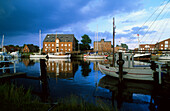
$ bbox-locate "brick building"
[43,34,75,54]
[22,44,39,53]
[3,46,20,53]
[155,38,170,50]
[93,39,111,53]
[139,44,155,52]
[46,60,73,79]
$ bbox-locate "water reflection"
[98,75,170,110]
[46,59,79,79]
[2,58,170,110]
[22,58,35,66]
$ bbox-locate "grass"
[0,84,113,111]
[0,84,50,111]
[52,95,113,111]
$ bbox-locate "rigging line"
[157,19,169,42]
[150,7,170,44]
[135,0,167,35]
[142,4,170,44]
[139,0,170,41]
[129,0,168,48]
[133,0,170,48]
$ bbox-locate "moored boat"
[159,54,170,60]
[98,63,154,81]
[30,53,47,58]
[84,55,107,59]
[47,53,71,59]
[10,51,21,58]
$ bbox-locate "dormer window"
[56,39,59,43]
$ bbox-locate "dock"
[0,72,26,79]
[0,60,26,80]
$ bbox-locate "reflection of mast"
[97,24,98,52]
[39,30,41,54]
[1,34,4,52]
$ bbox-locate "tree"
[74,37,79,51]
[121,43,128,50]
[116,43,128,50]
[80,34,91,50]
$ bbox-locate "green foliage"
[0,84,114,111]
[74,37,79,51]
[0,84,50,111]
[80,34,91,50]
[116,43,128,50]
[53,95,113,111]
[121,43,128,49]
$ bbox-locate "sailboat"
[0,35,12,60]
[84,25,108,59]
[98,18,154,81]
[30,30,47,58]
[133,34,151,60]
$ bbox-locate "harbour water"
[1,58,170,111]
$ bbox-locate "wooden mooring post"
[40,59,49,102]
[117,52,125,82]
[167,62,170,76]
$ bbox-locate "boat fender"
[117,59,124,65]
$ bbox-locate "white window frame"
[61,44,63,46]
[52,44,54,46]
[165,41,168,44]
[52,49,54,51]
[45,44,47,46]
[165,44,168,48]
[68,44,70,46]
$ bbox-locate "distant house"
[43,34,75,54]
[3,46,20,53]
[114,46,126,53]
[94,39,111,53]
[139,44,155,53]
[22,44,39,53]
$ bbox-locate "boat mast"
[137,34,139,52]
[95,31,96,52]
[1,34,4,52]
[39,30,41,54]
[112,17,115,66]
[97,24,98,54]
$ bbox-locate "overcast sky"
[0,0,169,49]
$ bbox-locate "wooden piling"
[117,52,124,82]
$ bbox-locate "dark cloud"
[0,0,143,45]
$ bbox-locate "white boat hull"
[98,63,154,81]
[159,56,170,60]
[30,54,47,58]
[47,54,71,59]
[84,55,107,59]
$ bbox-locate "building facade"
[43,34,75,54]
[155,38,170,50]
[93,39,111,53]
[3,46,20,53]
[22,44,38,53]
[139,44,155,52]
